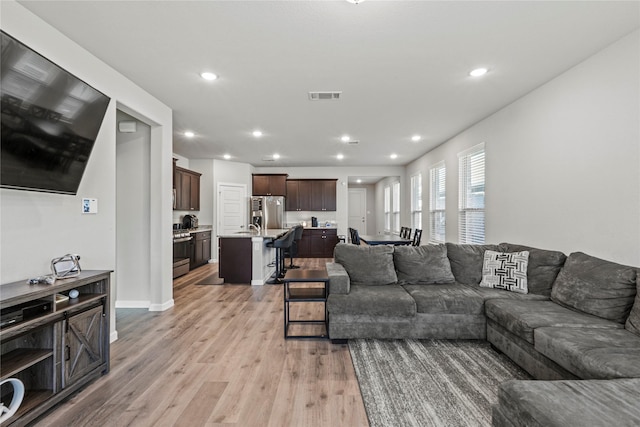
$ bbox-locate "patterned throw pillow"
[480,250,530,294]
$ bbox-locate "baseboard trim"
[110,331,118,343]
[149,299,175,311]
[115,300,151,309]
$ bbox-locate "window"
[429,163,445,243]
[458,143,485,244]
[392,181,400,233]
[410,174,422,232]
[384,186,391,231]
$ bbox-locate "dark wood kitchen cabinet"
[310,180,337,211]
[298,228,337,258]
[252,174,287,196]
[173,160,201,211]
[286,179,312,211]
[219,237,252,283]
[190,230,211,268]
[286,179,336,212]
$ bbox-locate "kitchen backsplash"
[286,210,337,228]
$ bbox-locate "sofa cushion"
[626,275,640,336]
[485,299,621,344]
[393,244,455,285]
[327,284,416,317]
[500,243,567,296]
[494,378,640,427]
[333,243,397,286]
[467,284,549,303]
[445,243,501,285]
[534,327,640,379]
[326,262,350,294]
[480,250,529,294]
[550,252,637,323]
[402,284,484,314]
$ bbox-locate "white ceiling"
[19,1,640,168]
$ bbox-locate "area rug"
[195,273,224,285]
[349,339,531,427]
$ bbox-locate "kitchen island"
[218,228,290,285]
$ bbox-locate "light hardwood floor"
[35,260,369,427]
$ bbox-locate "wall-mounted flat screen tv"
[1,31,111,195]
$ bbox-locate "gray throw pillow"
[625,275,640,336]
[499,243,567,296]
[334,243,397,286]
[551,252,637,324]
[446,243,501,285]
[393,244,455,284]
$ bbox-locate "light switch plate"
[82,198,98,214]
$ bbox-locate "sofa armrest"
[326,262,350,294]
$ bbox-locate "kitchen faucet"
[248,223,261,234]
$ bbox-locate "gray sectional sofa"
[326,242,640,426]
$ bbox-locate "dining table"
[359,234,412,246]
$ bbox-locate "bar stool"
[267,228,296,284]
[286,225,304,269]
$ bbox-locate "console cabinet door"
[62,305,105,388]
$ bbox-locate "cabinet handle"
[65,345,70,361]
[64,311,69,333]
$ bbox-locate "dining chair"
[403,227,412,239]
[412,229,422,246]
[351,228,361,245]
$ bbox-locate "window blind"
[458,144,485,244]
[411,173,422,231]
[429,162,446,243]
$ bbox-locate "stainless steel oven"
[173,231,192,278]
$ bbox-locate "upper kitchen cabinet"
[310,179,337,211]
[285,179,312,211]
[173,160,201,211]
[252,174,288,196]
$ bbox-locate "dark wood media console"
[0,270,111,426]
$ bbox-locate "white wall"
[1,2,175,338]
[116,111,151,306]
[406,30,640,265]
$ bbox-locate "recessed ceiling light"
[356,179,362,183]
[469,67,488,77]
[223,154,231,160]
[272,153,280,160]
[337,154,344,160]
[411,135,421,142]
[390,153,398,159]
[253,130,263,138]
[341,135,350,142]
[184,131,195,138]
[346,0,366,3]
[200,72,218,81]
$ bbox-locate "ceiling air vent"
[261,157,275,162]
[347,140,360,145]
[308,91,342,101]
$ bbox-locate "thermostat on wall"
[82,198,98,214]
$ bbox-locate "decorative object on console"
[51,254,81,279]
[68,289,80,299]
[480,250,529,294]
[0,378,25,423]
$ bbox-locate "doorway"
[218,182,248,235]
[348,188,367,238]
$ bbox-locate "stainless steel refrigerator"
[250,196,285,229]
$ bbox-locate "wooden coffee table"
[283,269,329,339]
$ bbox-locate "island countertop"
[217,228,291,239]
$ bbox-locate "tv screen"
[1,31,111,195]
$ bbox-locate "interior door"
[348,188,367,237]
[218,183,247,235]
